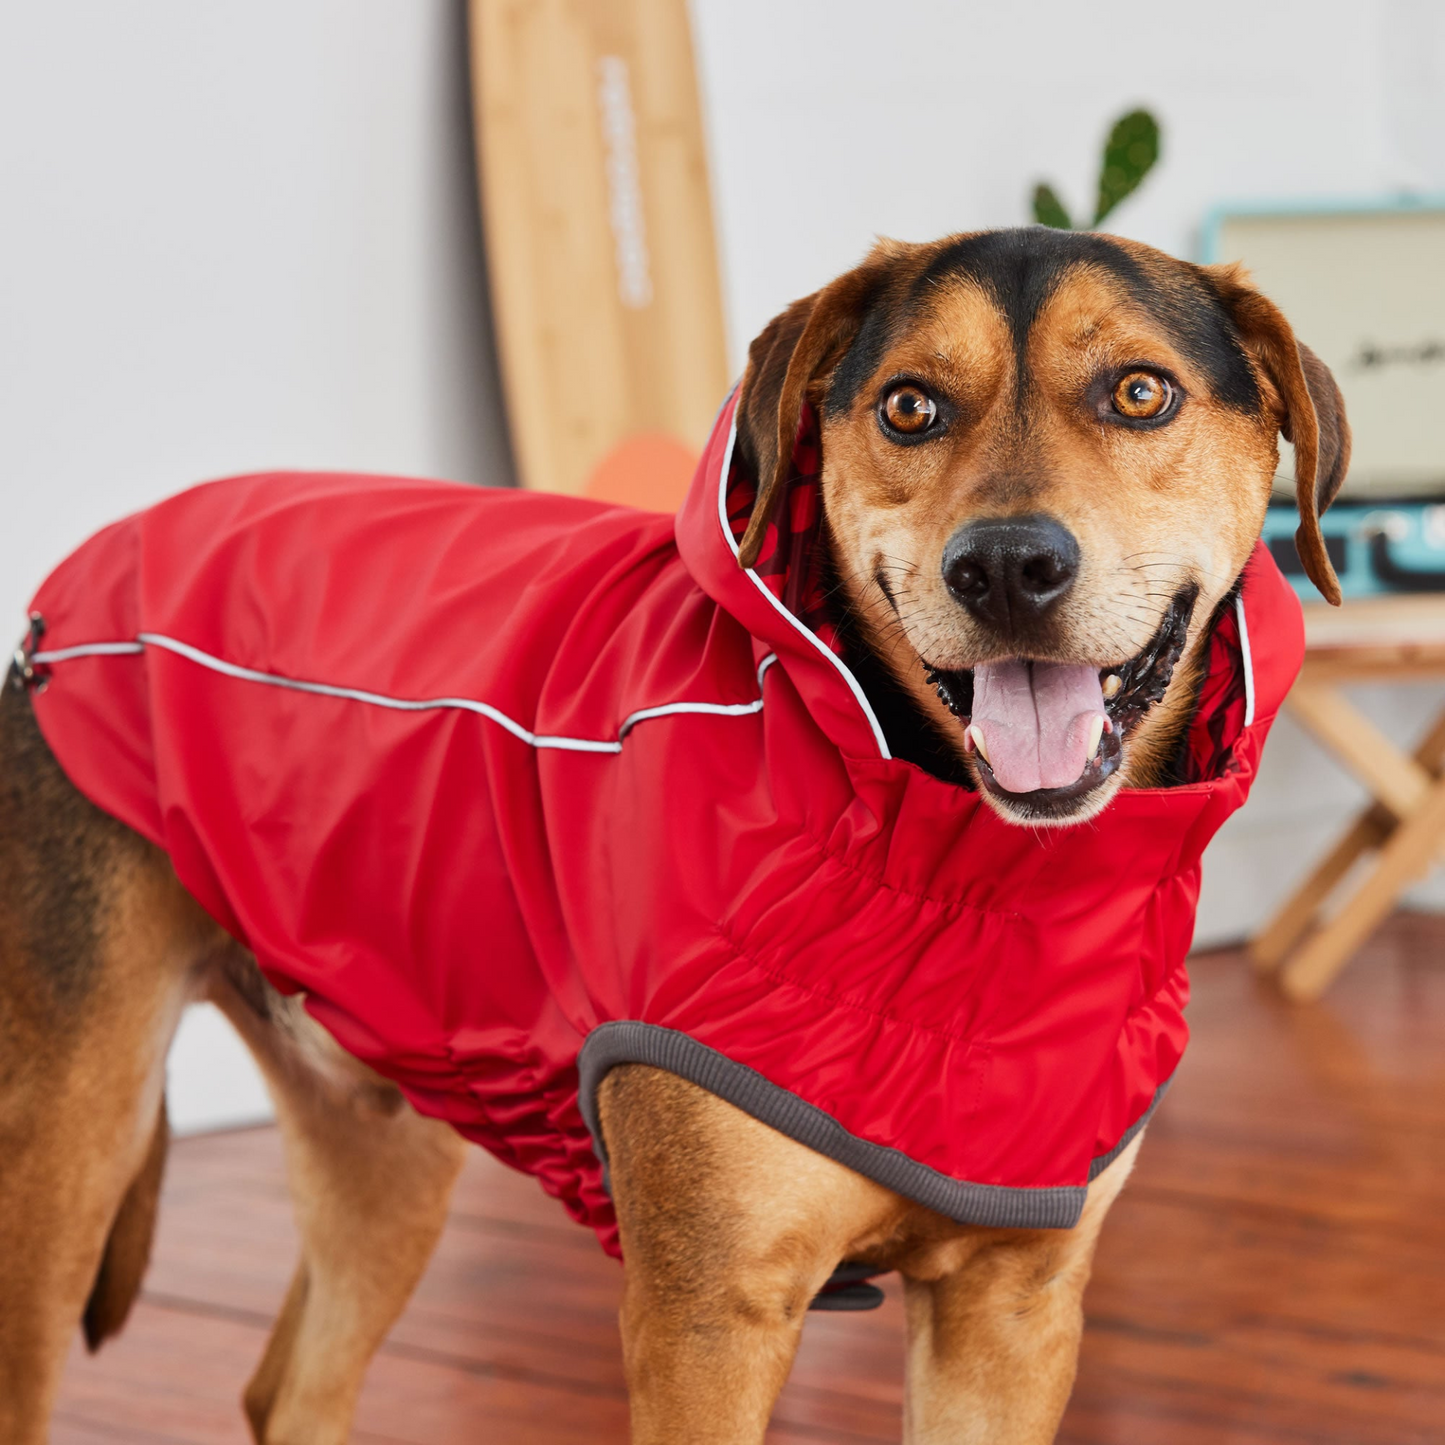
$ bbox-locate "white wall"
[1,0,510,1132]
[692,0,1444,364]
[4,3,1443,1133]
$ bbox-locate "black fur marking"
[911,229,1260,413]
[0,687,126,1015]
[851,641,974,788]
[826,297,901,420]
[219,947,287,1026]
[825,566,975,788]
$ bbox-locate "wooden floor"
[52,916,1445,1444]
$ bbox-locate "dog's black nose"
[942,515,1080,629]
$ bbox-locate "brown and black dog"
[0,227,1346,1443]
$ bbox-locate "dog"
[0,226,1347,1444]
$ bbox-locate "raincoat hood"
[23,390,1304,1258]
[677,398,893,762]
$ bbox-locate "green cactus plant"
[1032,109,1161,230]
[1031,183,1073,232]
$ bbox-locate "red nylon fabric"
[25,391,1304,1256]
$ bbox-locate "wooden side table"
[1251,594,1445,1000]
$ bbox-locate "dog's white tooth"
[968,725,990,764]
[1102,674,1123,700]
[1086,714,1105,761]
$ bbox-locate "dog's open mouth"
[923,585,1198,818]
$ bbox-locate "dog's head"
[733,228,1349,825]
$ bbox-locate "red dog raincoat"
[22,392,1303,1258]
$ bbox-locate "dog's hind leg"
[209,964,465,1445]
[0,687,219,1442]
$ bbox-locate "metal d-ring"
[8,613,48,692]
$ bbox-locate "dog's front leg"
[619,1260,809,1445]
[900,1136,1142,1444]
[599,1064,897,1444]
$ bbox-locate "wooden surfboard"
[469,0,730,506]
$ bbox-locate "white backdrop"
[2,1,1443,1131]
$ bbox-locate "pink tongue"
[971,660,1106,794]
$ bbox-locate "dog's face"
[735,229,1349,825]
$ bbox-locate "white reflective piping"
[1234,594,1256,727]
[714,411,892,759]
[32,632,776,754]
[137,633,622,751]
[617,654,778,740]
[32,641,144,663]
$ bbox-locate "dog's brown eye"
[882,385,937,435]
[1112,371,1171,420]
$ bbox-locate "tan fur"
[82,1099,168,1351]
[0,232,1348,1442]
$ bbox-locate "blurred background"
[2,3,1442,1439]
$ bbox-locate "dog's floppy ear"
[1208,264,1351,605]
[734,255,892,569]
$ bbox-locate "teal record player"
[1262,501,1445,599]
[1203,198,1445,602]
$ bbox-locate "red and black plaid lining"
[726,405,844,657]
[1178,600,1248,783]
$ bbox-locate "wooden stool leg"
[1285,684,1432,818]
[1280,777,1445,1000]
[1250,806,1391,971]
[1252,698,1445,979]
